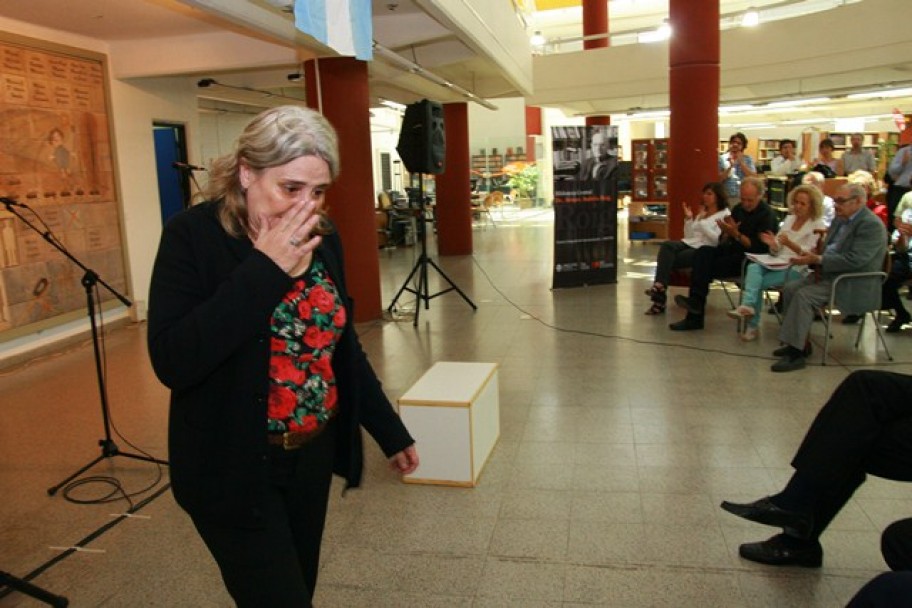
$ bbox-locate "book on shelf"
[745,253,792,270]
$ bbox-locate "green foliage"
[507,164,539,199]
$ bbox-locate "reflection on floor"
[2,207,911,607]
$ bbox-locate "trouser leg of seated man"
[670,248,741,330]
[723,371,912,566]
[882,518,912,571]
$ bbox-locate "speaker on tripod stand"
[388,99,476,326]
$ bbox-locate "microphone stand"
[173,164,204,208]
[0,199,168,498]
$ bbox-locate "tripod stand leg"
[387,255,423,313]
[47,454,106,496]
[426,258,478,310]
[0,570,69,607]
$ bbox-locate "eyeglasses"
[833,196,857,205]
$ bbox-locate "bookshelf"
[629,138,669,242]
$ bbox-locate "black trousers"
[845,518,912,607]
[790,371,912,539]
[882,255,912,316]
[686,246,744,316]
[191,421,337,608]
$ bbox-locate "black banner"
[551,125,618,289]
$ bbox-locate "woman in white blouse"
[727,184,827,340]
[645,182,730,315]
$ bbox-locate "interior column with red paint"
[303,56,383,321]
[668,0,720,239]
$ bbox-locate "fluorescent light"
[638,20,671,43]
[379,98,406,111]
[631,109,670,119]
[742,8,760,27]
[719,104,756,113]
[847,87,912,100]
[765,97,831,108]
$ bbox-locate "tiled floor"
[2,207,911,606]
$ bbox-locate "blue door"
[153,125,187,226]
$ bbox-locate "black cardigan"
[147,201,413,528]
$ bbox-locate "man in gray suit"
[771,182,887,372]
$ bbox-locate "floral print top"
[267,258,346,433]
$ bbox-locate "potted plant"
[506,163,539,208]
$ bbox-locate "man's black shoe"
[720,497,814,539]
[842,314,862,325]
[738,534,822,568]
[771,352,807,372]
[673,294,702,315]
[772,344,812,358]
[669,317,704,331]
[886,313,911,333]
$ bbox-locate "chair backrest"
[831,271,886,314]
[377,191,393,210]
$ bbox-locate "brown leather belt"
[267,425,325,450]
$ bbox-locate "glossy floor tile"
[2,207,912,606]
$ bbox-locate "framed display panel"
[0,33,125,338]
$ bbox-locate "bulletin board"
[0,35,125,337]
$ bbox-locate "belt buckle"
[282,431,299,451]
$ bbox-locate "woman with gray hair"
[148,105,419,606]
[727,184,827,341]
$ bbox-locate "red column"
[583,0,610,126]
[668,0,720,239]
[582,0,609,49]
[436,102,472,255]
[525,105,542,163]
[303,57,382,321]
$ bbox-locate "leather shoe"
[886,314,911,333]
[738,534,822,568]
[771,353,807,372]
[720,497,814,539]
[674,294,702,315]
[669,317,704,331]
[772,344,812,358]
[842,314,861,325]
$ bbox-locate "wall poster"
[0,36,124,336]
[551,125,618,289]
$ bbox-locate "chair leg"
[870,311,895,361]
[821,311,832,365]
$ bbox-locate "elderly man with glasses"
[771,182,887,372]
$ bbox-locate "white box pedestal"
[398,362,499,487]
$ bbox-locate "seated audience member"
[721,370,912,568]
[881,215,912,333]
[768,182,887,372]
[842,132,878,177]
[644,182,730,315]
[768,139,803,176]
[848,169,889,229]
[727,185,827,341]
[802,171,835,227]
[670,177,777,331]
[718,132,756,203]
[810,138,843,177]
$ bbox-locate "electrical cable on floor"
[0,483,172,603]
[469,255,912,371]
[57,285,167,509]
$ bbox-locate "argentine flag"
[294,0,373,61]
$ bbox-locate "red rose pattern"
[266,259,345,432]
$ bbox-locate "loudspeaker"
[396,99,445,175]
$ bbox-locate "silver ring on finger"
[289,237,300,247]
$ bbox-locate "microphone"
[0,196,26,208]
[172,161,207,171]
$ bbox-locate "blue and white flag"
[294,0,373,61]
